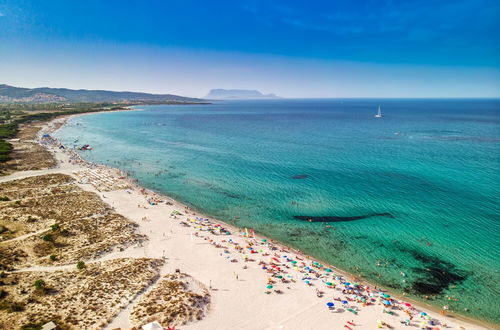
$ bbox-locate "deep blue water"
[55,99,500,322]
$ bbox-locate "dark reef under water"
[406,249,468,295]
[293,213,394,223]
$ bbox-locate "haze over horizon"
[0,0,499,98]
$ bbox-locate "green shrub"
[0,196,9,201]
[34,279,45,292]
[49,255,57,261]
[26,216,37,223]
[42,234,53,242]
[76,261,86,269]
[50,223,60,231]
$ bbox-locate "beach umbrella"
[347,308,358,314]
[404,303,412,307]
[327,302,334,307]
[326,282,333,286]
[420,312,427,316]
[344,282,351,286]
[383,294,391,298]
[276,275,283,279]
[291,260,297,264]
[325,268,332,272]
[342,300,348,305]
[261,239,267,242]
[266,285,273,289]
[383,300,391,305]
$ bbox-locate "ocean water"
[55,99,500,323]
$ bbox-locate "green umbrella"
[262,239,267,242]
[276,275,283,279]
[326,282,333,286]
[325,268,332,272]
[383,294,391,298]
[291,260,297,264]
[266,285,273,289]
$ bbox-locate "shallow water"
[55,99,500,323]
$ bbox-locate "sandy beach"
[0,114,493,330]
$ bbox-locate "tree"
[76,261,85,269]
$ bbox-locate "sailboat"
[374,106,382,118]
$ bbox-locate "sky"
[0,0,499,98]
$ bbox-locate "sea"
[55,99,500,323]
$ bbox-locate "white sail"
[375,106,382,118]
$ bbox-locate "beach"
[0,112,494,329]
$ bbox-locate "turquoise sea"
[55,99,500,323]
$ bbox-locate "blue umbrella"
[344,282,351,286]
[342,300,348,304]
[383,300,391,305]
[327,302,334,307]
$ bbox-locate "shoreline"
[28,112,494,329]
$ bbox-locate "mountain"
[205,89,279,99]
[0,84,203,103]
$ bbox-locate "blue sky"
[0,0,499,97]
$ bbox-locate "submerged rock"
[293,213,394,223]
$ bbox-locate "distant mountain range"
[0,84,203,103]
[205,89,279,99]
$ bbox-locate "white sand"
[2,116,489,330]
